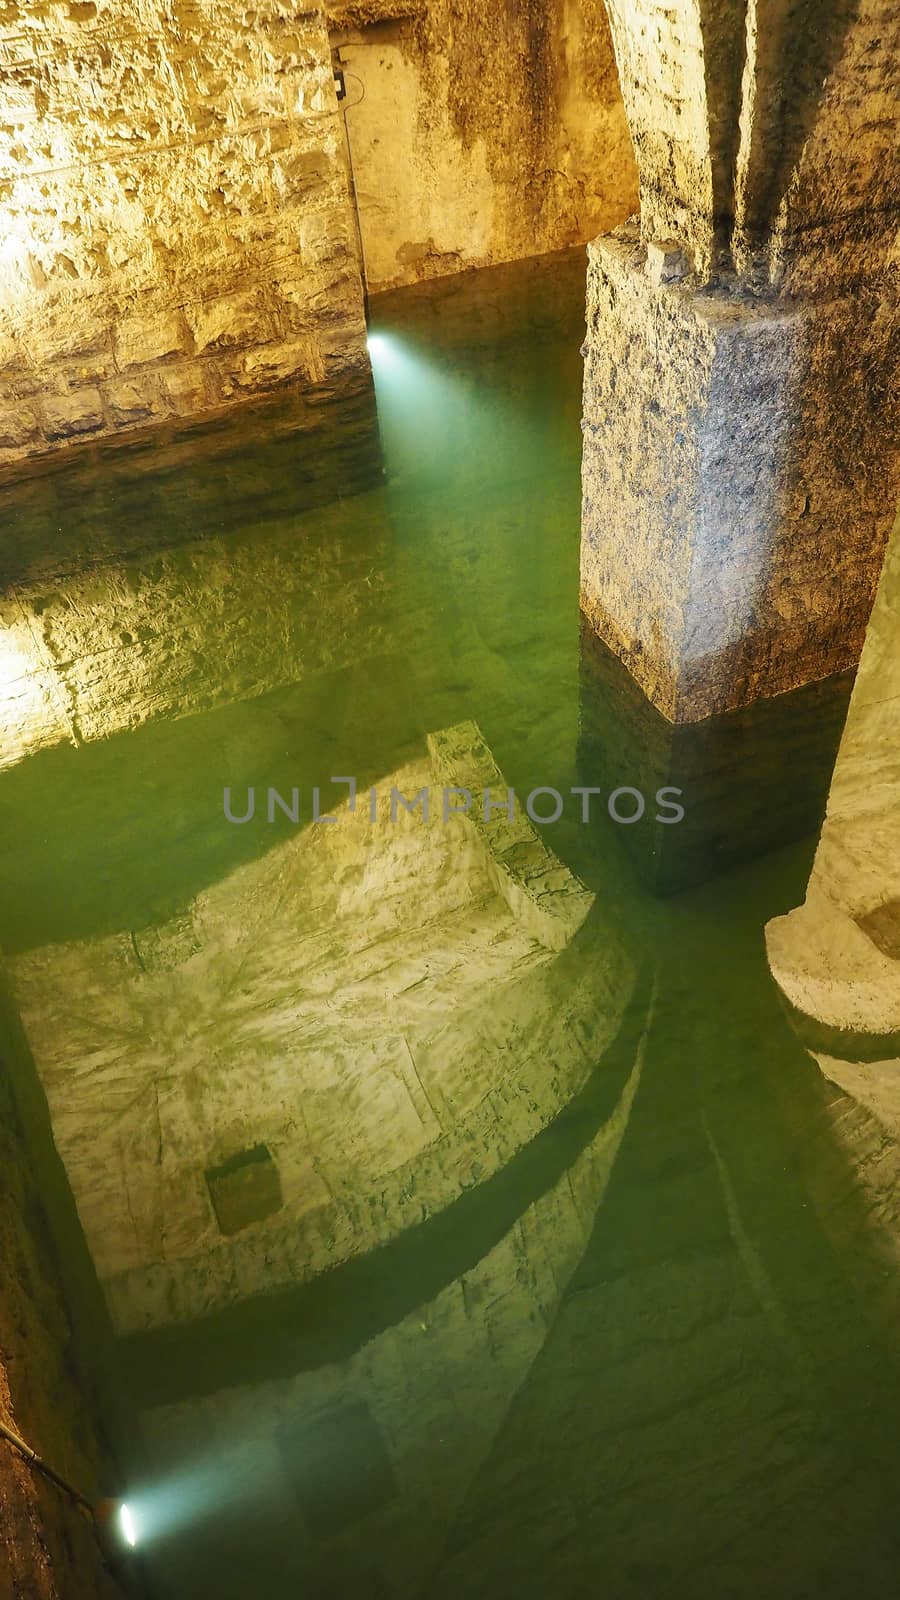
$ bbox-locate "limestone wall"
[329,0,638,292]
[0,0,637,472]
[0,1,368,471]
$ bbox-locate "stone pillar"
[581,0,900,722]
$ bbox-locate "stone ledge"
[587,228,807,332]
[427,720,595,953]
[0,320,370,476]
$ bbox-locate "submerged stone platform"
[9,722,631,1338]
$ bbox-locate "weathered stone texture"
[329,0,638,291]
[767,511,900,1055]
[602,0,720,270]
[131,1041,643,1597]
[581,1,900,720]
[581,225,900,720]
[0,1,368,469]
[735,0,900,292]
[601,0,900,288]
[8,728,629,1337]
[0,1051,125,1600]
[0,492,393,768]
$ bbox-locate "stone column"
[581,0,900,722]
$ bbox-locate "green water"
[1,251,899,1600]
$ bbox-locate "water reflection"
[768,510,900,1102]
[428,884,900,1600]
[0,252,898,1598]
[579,618,855,892]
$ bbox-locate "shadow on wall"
[329,0,638,292]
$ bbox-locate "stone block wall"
[0,1,368,472]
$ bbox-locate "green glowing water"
[0,250,899,1600]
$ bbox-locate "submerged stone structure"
[4,10,900,1592]
[9,723,616,1337]
[581,0,900,721]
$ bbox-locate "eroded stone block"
[645,237,692,287]
[220,338,323,394]
[105,376,164,426]
[206,1145,283,1236]
[160,361,210,412]
[42,389,104,440]
[114,311,192,369]
[185,289,273,354]
[0,405,41,449]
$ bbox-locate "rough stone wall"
[581,0,900,721]
[601,0,900,287]
[0,1,368,472]
[329,0,638,291]
[0,1056,125,1600]
[581,224,900,721]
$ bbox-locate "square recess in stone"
[278,1403,398,1538]
[205,1144,283,1235]
[856,900,900,961]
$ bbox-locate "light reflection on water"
[0,251,899,1599]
